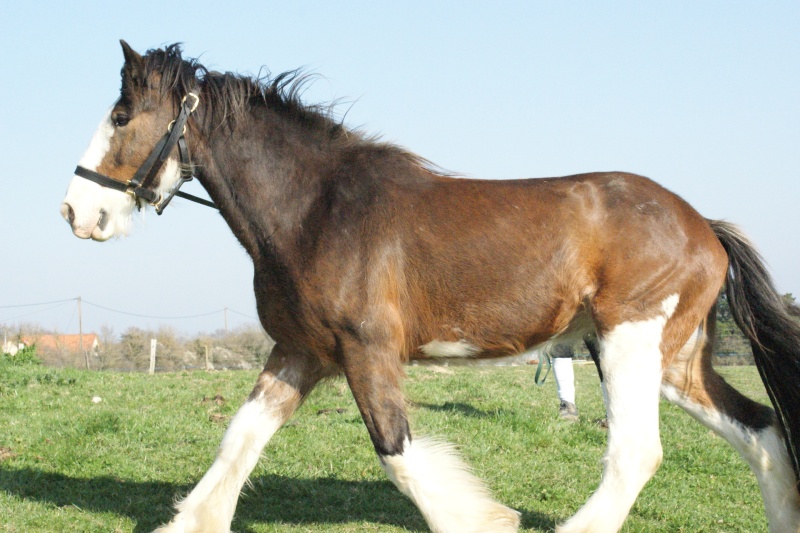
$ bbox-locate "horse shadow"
[0,466,553,531]
[416,401,514,419]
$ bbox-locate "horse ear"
[120,39,144,81]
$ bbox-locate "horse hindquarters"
[155,345,330,533]
[660,219,800,533]
[338,336,520,533]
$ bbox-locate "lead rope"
[534,352,552,385]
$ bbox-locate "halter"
[74,92,217,215]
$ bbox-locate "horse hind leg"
[339,338,520,533]
[558,295,678,533]
[662,309,800,533]
[155,344,332,533]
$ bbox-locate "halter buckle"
[124,183,136,198]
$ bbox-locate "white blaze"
[62,110,135,241]
[61,109,185,241]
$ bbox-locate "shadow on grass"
[416,401,512,418]
[0,466,183,532]
[0,465,556,531]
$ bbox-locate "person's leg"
[553,354,577,420]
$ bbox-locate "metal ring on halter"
[183,92,200,112]
[167,93,199,134]
[167,120,188,136]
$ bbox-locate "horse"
[60,41,800,533]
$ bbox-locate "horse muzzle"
[61,201,114,241]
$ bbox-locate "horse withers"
[61,41,800,533]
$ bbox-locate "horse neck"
[190,109,331,263]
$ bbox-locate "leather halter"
[74,92,216,215]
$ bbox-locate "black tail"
[710,219,800,488]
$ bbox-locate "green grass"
[0,363,770,532]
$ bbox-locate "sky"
[1,2,798,339]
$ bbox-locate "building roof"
[23,334,99,353]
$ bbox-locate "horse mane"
[138,44,449,175]
[136,44,338,135]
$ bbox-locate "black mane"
[136,43,450,176]
[138,44,347,142]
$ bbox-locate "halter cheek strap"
[74,92,217,215]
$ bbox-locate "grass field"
[0,362,771,532]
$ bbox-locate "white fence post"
[149,339,157,374]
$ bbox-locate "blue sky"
[1,2,798,337]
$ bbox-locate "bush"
[1,345,42,366]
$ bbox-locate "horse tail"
[709,219,800,487]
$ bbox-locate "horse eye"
[113,114,130,127]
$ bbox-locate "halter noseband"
[74,92,216,215]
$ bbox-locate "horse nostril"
[61,203,75,225]
[97,209,109,231]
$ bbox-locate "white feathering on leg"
[381,436,520,533]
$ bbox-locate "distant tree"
[95,325,123,370]
[192,336,214,370]
[119,327,148,370]
[223,325,275,365]
[154,325,185,370]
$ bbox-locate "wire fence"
[6,331,755,374]
[1,297,268,372]
[2,298,758,372]
[0,297,258,326]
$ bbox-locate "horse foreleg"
[558,314,667,533]
[155,344,330,533]
[341,341,520,533]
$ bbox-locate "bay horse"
[61,41,800,533]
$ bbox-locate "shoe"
[559,401,578,421]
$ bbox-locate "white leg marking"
[558,294,678,533]
[662,385,800,533]
[155,400,283,533]
[381,437,520,533]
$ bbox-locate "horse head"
[61,41,197,240]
